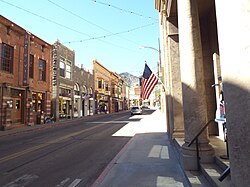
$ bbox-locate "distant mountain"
[120,72,140,87]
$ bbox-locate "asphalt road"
[0,110,152,187]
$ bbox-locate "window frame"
[38,58,46,81]
[1,43,14,73]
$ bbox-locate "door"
[12,98,22,123]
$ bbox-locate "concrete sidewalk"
[92,110,190,187]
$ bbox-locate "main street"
[0,109,155,187]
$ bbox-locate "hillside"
[120,72,140,87]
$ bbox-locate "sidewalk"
[92,109,190,187]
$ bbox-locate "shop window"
[29,54,34,78]
[59,88,71,97]
[32,92,45,112]
[0,43,14,73]
[38,59,46,81]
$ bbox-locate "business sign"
[23,32,30,86]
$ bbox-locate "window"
[105,83,109,91]
[65,64,71,79]
[59,57,71,79]
[29,54,34,78]
[1,43,14,73]
[98,79,103,89]
[59,61,65,77]
[38,59,46,81]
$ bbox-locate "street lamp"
[139,43,161,78]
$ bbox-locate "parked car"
[141,105,149,110]
[131,106,142,115]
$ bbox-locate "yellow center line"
[0,124,101,164]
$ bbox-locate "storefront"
[59,87,72,119]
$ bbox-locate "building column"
[215,0,250,185]
[178,0,214,170]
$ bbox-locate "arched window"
[82,85,87,96]
[88,88,93,95]
[74,83,80,95]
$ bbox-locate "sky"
[0,0,160,77]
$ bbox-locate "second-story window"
[60,61,65,77]
[38,59,46,81]
[1,43,14,73]
[98,79,103,89]
[105,83,109,91]
[65,64,71,79]
[29,54,34,78]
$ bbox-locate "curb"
[91,134,136,187]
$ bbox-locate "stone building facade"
[72,65,94,117]
[52,41,94,121]
[52,41,75,120]
[0,15,52,130]
[155,0,250,186]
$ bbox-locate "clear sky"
[0,0,160,77]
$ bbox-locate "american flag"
[141,63,158,100]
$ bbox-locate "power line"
[0,0,91,37]
[48,0,157,46]
[62,22,158,44]
[92,0,158,21]
[0,0,140,52]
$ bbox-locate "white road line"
[3,174,39,187]
[68,179,82,187]
[55,177,70,187]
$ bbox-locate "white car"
[130,106,142,115]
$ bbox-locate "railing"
[188,119,231,181]
[187,119,214,170]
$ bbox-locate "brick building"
[0,15,52,130]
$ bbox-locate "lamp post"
[139,43,161,78]
[140,39,163,109]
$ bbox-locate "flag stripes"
[141,64,158,100]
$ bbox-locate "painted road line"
[68,179,82,187]
[3,174,39,187]
[0,124,103,164]
[0,116,129,164]
[55,178,70,187]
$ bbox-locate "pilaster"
[166,16,184,139]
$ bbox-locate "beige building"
[93,60,127,114]
[155,0,250,186]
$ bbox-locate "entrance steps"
[173,137,231,187]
